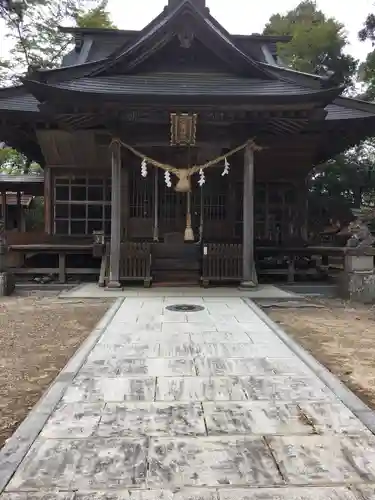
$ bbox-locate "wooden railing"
[100,242,152,288]
[120,242,152,286]
[202,243,242,286]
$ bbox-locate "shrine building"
[1,0,375,287]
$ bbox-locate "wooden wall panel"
[36,130,104,168]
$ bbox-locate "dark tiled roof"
[325,103,375,120]
[51,73,313,96]
[0,193,34,207]
[0,89,39,113]
[0,175,44,184]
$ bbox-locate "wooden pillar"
[297,179,309,242]
[107,140,122,289]
[153,167,159,242]
[120,157,129,241]
[44,166,52,234]
[16,191,22,232]
[241,144,258,288]
[2,192,7,231]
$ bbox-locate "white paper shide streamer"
[222,157,230,176]
[198,168,205,187]
[141,158,148,178]
[164,171,172,188]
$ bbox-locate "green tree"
[358,11,375,101]
[76,0,114,28]
[0,0,115,84]
[263,0,357,88]
[308,141,375,231]
[0,147,42,174]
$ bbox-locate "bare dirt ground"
[267,298,375,410]
[0,294,112,448]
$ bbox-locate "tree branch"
[0,4,30,68]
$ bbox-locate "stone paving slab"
[218,488,359,499]
[80,357,196,377]
[194,356,310,376]
[62,377,156,403]
[3,295,375,499]
[202,401,371,436]
[268,434,375,484]
[147,436,283,487]
[0,488,366,499]
[191,342,292,358]
[155,375,336,402]
[60,284,298,299]
[354,484,375,499]
[7,437,148,490]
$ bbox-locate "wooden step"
[153,281,199,287]
[153,258,200,271]
[152,243,200,259]
[152,270,200,284]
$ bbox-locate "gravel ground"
[0,295,112,448]
[267,298,375,410]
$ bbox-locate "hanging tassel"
[164,171,172,188]
[222,157,230,176]
[141,158,148,178]
[198,168,205,187]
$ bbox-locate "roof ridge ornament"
[168,0,206,9]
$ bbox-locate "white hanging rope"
[198,168,206,187]
[141,158,148,178]
[222,157,230,176]
[164,171,172,188]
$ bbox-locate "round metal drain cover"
[166,304,205,312]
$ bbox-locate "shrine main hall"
[2,0,375,287]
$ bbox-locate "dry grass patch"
[267,298,375,409]
[0,295,113,448]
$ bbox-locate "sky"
[0,0,374,62]
[107,0,374,61]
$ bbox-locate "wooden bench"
[5,232,95,283]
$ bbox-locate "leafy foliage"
[76,0,114,28]
[0,147,42,174]
[358,11,375,101]
[359,12,375,43]
[308,141,375,230]
[263,0,357,88]
[0,0,115,84]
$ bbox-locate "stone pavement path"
[3,296,375,499]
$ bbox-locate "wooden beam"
[241,144,258,288]
[107,140,122,289]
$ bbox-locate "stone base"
[106,280,122,290]
[340,270,375,303]
[239,280,258,290]
[0,272,15,297]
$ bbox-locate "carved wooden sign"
[170,113,197,146]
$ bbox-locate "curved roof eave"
[22,78,342,107]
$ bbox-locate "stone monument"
[340,213,375,303]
